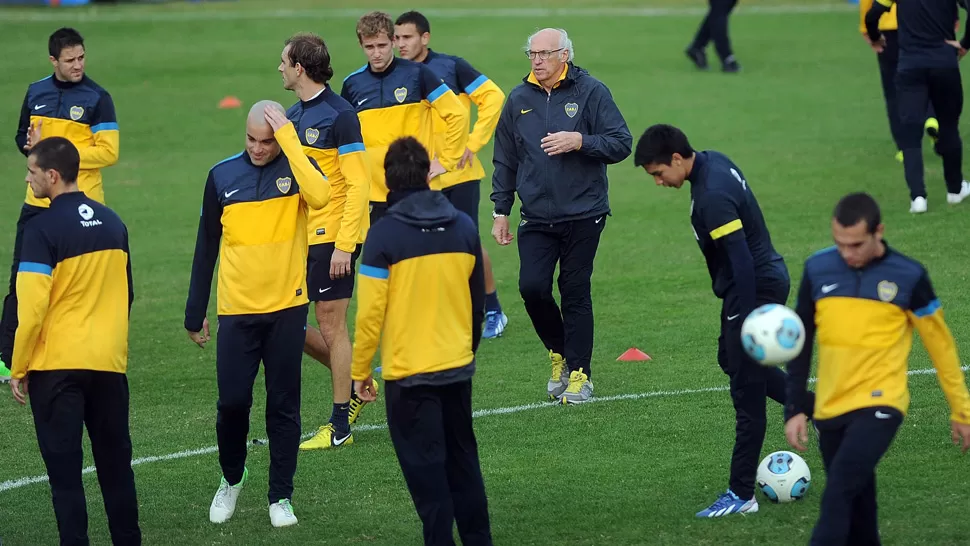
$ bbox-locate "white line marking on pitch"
[0,4,855,23]
[1,365,964,494]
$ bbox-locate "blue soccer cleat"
[482,310,508,339]
[696,489,759,518]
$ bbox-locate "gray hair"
[524,28,574,62]
[247,99,285,125]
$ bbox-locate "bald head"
[526,28,573,62]
[525,27,572,90]
[245,100,284,166]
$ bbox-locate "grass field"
[2,0,970,544]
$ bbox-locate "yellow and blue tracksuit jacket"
[12,192,132,379]
[859,0,897,33]
[785,244,970,425]
[286,87,371,252]
[340,57,469,205]
[351,189,485,385]
[420,49,505,190]
[15,74,119,207]
[184,123,331,331]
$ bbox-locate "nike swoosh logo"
[333,432,351,445]
[595,217,603,224]
[821,283,838,294]
[727,314,740,321]
[34,104,46,111]
[224,189,240,198]
[520,109,532,114]
[357,98,368,106]
[319,287,332,293]
[875,411,891,419]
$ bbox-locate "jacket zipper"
[257,169,263,197]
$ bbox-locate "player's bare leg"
[303,325,331,369]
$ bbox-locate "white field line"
[1,364,964,494]
[0,4,855,23]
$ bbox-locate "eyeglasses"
[525,48,564,60]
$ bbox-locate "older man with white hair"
[185,99,331,528]
[490,28,632,405]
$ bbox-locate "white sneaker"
[209,468,247,524]
[910,196,927,214]
[269,499,298,528]
[947,180,970,204]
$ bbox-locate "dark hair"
[633,124,695,167]
[834,192,881,233]
[357,11,395,43]
[395,11,431,35]
[48,27,84,59]
[284,33,334,84]
[384,137,430,191]
[30,137,80,184]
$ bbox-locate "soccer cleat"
[696,489,759,518]
[946,180,970,204]
[482,311,508,339]
[0,361,10,384]
[560,368,593,405]
[685,47,708,70]
[722,56,741,73]
[299,423,353,451]
[547,351,569,400]
[209,467,247,524]
[348,381,377,425]
[910,196,927,214]
[269,499,298,528]
[895,150,904,163]
[925,117,940,141]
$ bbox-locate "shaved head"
[245,100,284,166]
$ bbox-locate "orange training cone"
[617,348,652,361]
[218,96,242,109]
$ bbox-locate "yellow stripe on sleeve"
[710,219,743,240]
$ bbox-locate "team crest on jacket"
[564,103,579,118]
[305,128,320,145]
[394,87,408,103]
[276,177,292,194]
[877,280,898,302]
[69,106,84,121]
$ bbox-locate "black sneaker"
[685,47,709,70]
[722,58,741,73]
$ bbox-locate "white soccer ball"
[740,303,805,366]
[756,450,811,503]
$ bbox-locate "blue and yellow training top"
[421,49,505,190]
[12,192,132,379]
[351,190,484,385]
[340,58,469,204]
[286,87,371,252]
[786,244,970,425]
[15,74,119,208]
[184,123,331,331]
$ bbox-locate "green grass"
[1,1,969,544]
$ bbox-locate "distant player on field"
[393,10,510,340]
[2,27,120,383]
[858,0,939,163]
[279,32,374,451]
[341,10,470,227]
[634,124,814,518]
[784,192,970,545]
[865,0,970,213]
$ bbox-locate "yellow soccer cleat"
[547,350,568,401]
[895,150,904,163]
[349,380,378,425]
[925,117,939,141]
[560,368,594,405]
[299,423,353,451]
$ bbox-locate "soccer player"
[1,27,119,383]
[685,0,741,72]
[858,0,939,163]
[784,192,970,545]
[351,136,491,545]
[184,101,331,528]
[278,32,374,450]
[491,28,632,404]
[341,10,470,227]
[633,124,813,518]
[393,10,510,339]
[865,0,970,213]
[10,137,139,545]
